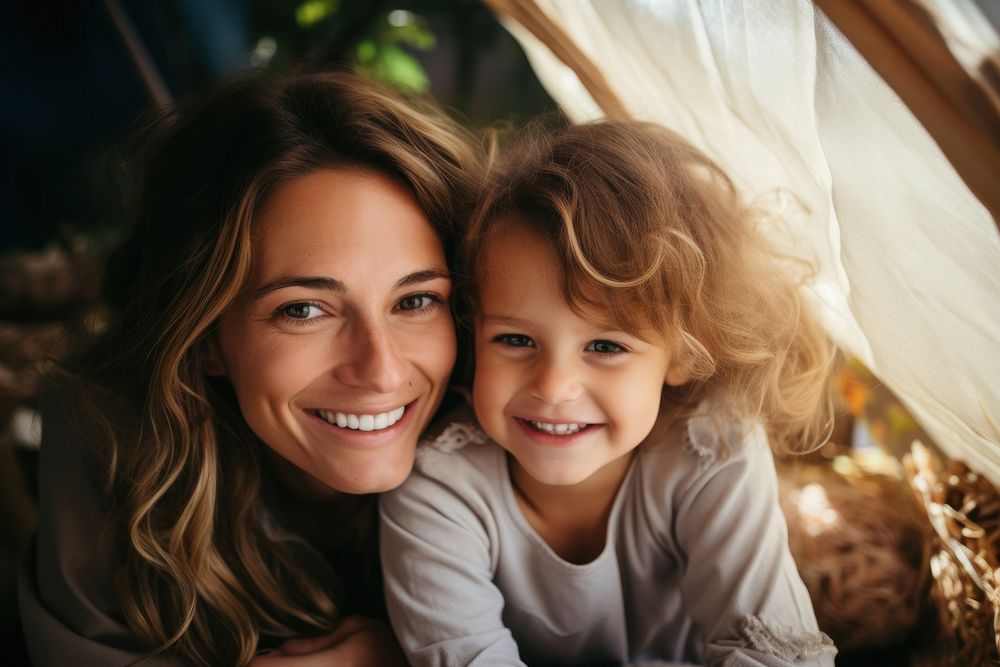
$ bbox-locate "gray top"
[380,407,836,667]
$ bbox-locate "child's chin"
[522,461,594,487]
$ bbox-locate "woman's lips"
[306,400,418,444]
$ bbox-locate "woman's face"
[206,168,456,495]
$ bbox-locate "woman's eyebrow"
[394,268,451,288]
[252,276,345,298]
[252,269,449,298]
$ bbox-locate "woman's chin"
[321,463,414,495]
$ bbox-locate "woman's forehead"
[250,168,447,285]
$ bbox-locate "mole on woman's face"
[206,168,456,495]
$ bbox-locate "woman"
[19,71,481,666]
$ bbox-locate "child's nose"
[528,356,583,404]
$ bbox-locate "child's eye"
[587,339,625,355]
[397,293,442,313]
[277,302,324,322]
[494,333,534,348]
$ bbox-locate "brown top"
[18,393,382,666]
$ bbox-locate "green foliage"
[355,43,429,93]
[295,0,340,28]
[285,3,435,92]
[355,11,436,92]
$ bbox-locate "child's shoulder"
[410,403,504,480]
[640,397,770,479]
[634,399,774,522]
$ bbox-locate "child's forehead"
[475,223,661,339]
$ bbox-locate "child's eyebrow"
[479,314,534,327]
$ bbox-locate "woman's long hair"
[461,119,833,455]
[67,71,480,666]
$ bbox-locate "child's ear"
[664,343,692,387]
[665,362,691,387]
[201,334,227,377]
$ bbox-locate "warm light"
[796,483,841,536]
[388,10,414,27]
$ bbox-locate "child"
[380,120,837,666]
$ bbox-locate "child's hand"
[250,615,407,667]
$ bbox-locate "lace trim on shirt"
[731,615,837,661]
[425,420,489,453]
[684,397,765,471]
[685,416,718,470]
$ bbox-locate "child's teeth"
[529,420,586,434]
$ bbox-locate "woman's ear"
[201,334,228,377]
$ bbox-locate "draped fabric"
[484,0,1000,482]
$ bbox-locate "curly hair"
[460,119,833,455]
[66,71,481,666]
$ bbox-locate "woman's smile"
[303,400,419,446]
[311,405,407,431]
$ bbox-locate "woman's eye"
[587,339,625,355]
[398,293,441,312]
[494,334,534,348]
[278,302,323,321]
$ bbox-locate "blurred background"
[0,0,557,255]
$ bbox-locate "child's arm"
[673,421,836,667]
[379,445,526,667]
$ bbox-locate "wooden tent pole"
[813,0,1000,232]
[481,0,629,121]
[101,0,172,107]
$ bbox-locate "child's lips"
[522,419,590,435]
[514,417,601,443]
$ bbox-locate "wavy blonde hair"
[461,119,833,454]
[65,71,481,666]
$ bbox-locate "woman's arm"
[250,615,405,667]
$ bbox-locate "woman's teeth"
[528,420,587,435]
[317,407,405,431]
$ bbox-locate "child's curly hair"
[460,119,834,455]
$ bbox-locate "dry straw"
[778,455,928,650]
[906,442,1000,666]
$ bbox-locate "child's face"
[472,222,687,487]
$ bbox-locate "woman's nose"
[334,318,406,393]
[528,355,583,404]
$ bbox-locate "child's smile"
[515,417,600,446]
[471,220,687,490]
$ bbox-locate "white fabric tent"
[492,0,1000,482]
